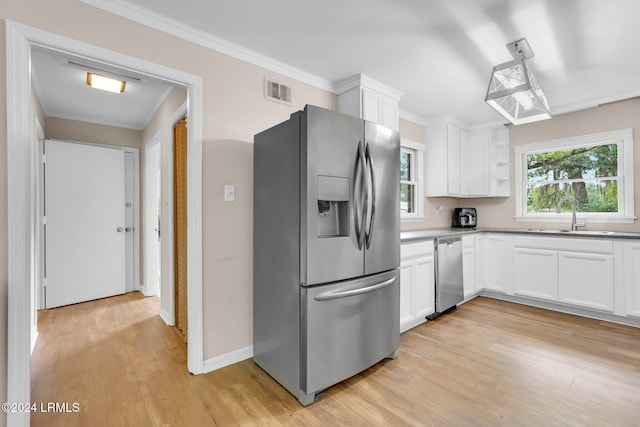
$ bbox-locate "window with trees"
[515,128,634,223]
[400,139,424,220]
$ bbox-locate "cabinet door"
[361,88,382,124]
[462,130,489,196]
[483,235,507,292]
[558,252,614,312]
[399,260,414,329]
[400,241,434,332]
[446,125,461,196]
[415,254,435,318]
[381,97,399,131]
[462,235,475,298]
[361,88,399,131]
[513,248,558,301]
[623,242,640,318]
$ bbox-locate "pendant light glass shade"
[485,58,550,125]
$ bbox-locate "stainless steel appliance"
[430,236,464,318]
[452,207,477,228]
[253,105,400,406]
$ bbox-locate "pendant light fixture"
[485,38,550,125]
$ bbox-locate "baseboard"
[160,308,173,326]
[139,285,157,298]
[480,290,640,329]
[202,345,254,374]
[400,317,427,333]
[31,329,39,355]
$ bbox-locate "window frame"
[514,128,635,223]
[400,138,424,221]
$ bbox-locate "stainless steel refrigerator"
[253,105,400,406]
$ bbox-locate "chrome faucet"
[556,196,580,231]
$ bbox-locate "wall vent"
[264,79,292,104]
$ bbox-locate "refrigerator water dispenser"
[317,175,349,237]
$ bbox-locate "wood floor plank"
[31,293,640,426]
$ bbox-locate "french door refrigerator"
[254,105,400,405]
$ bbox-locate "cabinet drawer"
[401,240,434,259]
[513,236,613,254]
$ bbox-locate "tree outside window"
[527,144,618,213]
[515,128,634,223]
[400,148,416,214]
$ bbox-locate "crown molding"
[335,73,403,100]
[79,0,335,92]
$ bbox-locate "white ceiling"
[41,0,640,128]
[31,47,173,130]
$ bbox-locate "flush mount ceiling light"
[485,38,551,125]
[87,72,126,93]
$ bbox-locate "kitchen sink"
[524,228,617,235]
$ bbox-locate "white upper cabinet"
[425,122,509,198]
[337,74,402,131]
[462,129,489,196]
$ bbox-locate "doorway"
[145,133,162,300]
[7,22,205,423]
[173,116,188,342]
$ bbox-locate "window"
[515,128,634,223]
[400,139,424,221]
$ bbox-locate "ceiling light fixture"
[87,72,126,93]
[485,38,550,125]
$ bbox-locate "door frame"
[6,20,205,425]
[144,131,162,299]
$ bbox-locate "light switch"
[224,184,235,202]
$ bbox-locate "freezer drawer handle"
[313,277,396,301]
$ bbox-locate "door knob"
[117,227,124,232]
[125,227,132,232]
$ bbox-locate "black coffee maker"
[452,208,477,228]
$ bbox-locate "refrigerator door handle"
[313,277,396,301]
[364,143,376,249]
[353,141,366,250]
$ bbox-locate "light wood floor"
[31,292,640,426]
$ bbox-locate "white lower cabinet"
[513,248,558,301]
[462,235,476,298]
[623,241,640,318]
[400,240,435,332]
[478,234,508,293]
[510,236,615,313]
[558,252,614,312]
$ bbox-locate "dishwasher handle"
[313,277,396,301]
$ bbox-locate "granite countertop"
[400,227,640,243]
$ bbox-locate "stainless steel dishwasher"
[430,236,464,319]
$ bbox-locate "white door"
[44,139,126,308]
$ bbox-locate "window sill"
[401,216,426,223]
[514,215,636,224]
